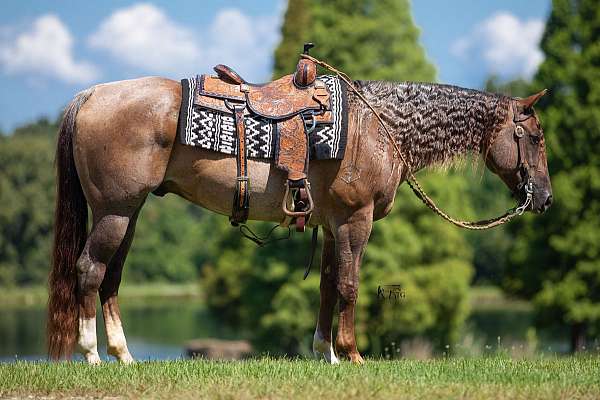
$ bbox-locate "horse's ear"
[517,89,547,110]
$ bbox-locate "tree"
[273,0,435,82]
[203,0,475,355]
[504,0,600,352]
[0,119,210,286]
[0,120,56,286]
[272,0,311,78]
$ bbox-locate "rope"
[302,54,528,230]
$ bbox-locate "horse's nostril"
[544,194,553,208]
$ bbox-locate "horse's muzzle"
[534,191,553,214]
[539,193,553,213]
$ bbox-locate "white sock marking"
[313,327,339,364]
[105,313,134,364]
[77,317,101,364]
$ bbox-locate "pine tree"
[272,0,435,81]
[272,0,311,77]
[204,0,475,354]
[505,0,600,352]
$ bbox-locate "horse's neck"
[356,80,510,171]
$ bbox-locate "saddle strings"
[301,54,525,230]
[239,223,291,247]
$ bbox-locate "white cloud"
[88,4,199,75]
[0,14,99,84]
[88,3,282,81]
[451,12,544,79]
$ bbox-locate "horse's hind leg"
[76,211,137,364]
[99,207,142,364]
[313,228,340,364]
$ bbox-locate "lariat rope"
[301,54,531,230]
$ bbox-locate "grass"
[1,357,599,399]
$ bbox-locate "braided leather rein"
[301,54,532,230]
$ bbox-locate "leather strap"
[303,226,319,280]
[230,105,250,225]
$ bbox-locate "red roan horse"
[47,76,551,364]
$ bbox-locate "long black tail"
[47,88,94,359]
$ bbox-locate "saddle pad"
[178,75,348,160]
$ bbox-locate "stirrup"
[282,179,314,218]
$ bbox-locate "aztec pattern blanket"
[178,75,348,160]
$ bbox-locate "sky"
[0,0,551,132]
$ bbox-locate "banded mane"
[355,80,511,170]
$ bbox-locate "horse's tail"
[47,88,94,360]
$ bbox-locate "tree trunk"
[570,322,587,353]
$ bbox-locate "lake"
[0,298,569,361]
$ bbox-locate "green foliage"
[0,121,56,286]
[272,0,311,78]
[361,173,475,351]
[485,75,532,98]
[125,196,206,283]
[273,0,435,81]
[0,119,211,286]
[504,0,600,345]
[200,0,482,355]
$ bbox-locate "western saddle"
[195,43,332,230]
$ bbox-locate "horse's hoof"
[119,353,135,365]
[313,350,340,365]
[85,353,102,365]
[349,352,365,365]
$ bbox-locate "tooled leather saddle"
[194,43,332,230]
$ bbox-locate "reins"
[301,54,533,230]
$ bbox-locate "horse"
[47,75,552,364]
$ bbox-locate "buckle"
[515,125,525,138]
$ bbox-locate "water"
[0,299,567,361]
[0,300,242,362]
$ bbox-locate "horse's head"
[485,90,553,214]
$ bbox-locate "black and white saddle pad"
[178,75,348,161]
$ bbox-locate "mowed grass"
[1,357,599,399]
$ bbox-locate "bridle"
[512,104,543,215]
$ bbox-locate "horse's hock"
[185,338,253,360]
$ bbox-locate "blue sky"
[0,0,551,132]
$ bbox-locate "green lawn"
[1,357,599,399]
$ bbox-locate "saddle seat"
[198,67,329,120]
[215,57,318,88]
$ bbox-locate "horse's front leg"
[313,228,339,364]
[333,206,373,364]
